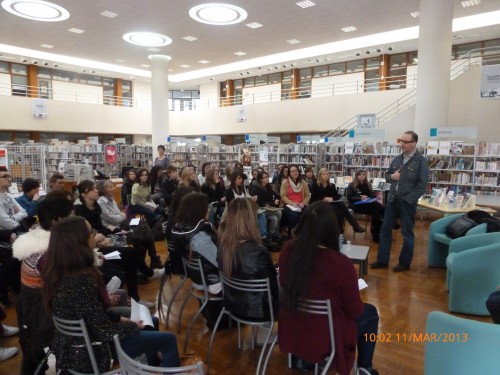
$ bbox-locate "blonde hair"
[218,198,262,277]
[179,167,194,187]
[317,168,331,187]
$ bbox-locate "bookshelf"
[6,144,49,190]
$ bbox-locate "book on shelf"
[450,141,463,155]
[426,141,439,155]
[344,142,355,155]
[438,141,451,155]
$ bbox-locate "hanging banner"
[106,145,117,164]
[480,64,500,99]
[32,99,48,119]
[237,105,247,122]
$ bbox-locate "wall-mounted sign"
[237,106,247,122]
[429,127,477,139]
[267,136,281,144]
[480,64,500,99]
[348,128,385,139]
[245,134,267,144]
[202,135,222,145]
[32,99,48,119]
[357,114,376,128]
[297,135,321,143]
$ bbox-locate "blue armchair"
[425,311,500,375]
[446,242,500,315]
[428,213,487,267]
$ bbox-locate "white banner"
[480,64,500,99]
[32,99,48,119]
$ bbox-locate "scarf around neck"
[288,177,303,193]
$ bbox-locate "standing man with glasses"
[370,131,429,272]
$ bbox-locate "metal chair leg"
[177,292,192,333]
[183,298,208,354]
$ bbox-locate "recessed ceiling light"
[410,11,420,18]
[147,47,161,52]
[40,44,53,49]
[123,32,172,47]
[140,64,150,68]
[100,10,118,18]
[68,27,85,34]
[180,64,191,68]
[461,0,481,7]
[234,51,247,56]
[1,0,70,22]
[286,39,301,45]
[116,59,126,63]
[182,35,198,41]
[341,26,357,33]
[189,3,247,25]
[246,22,263,29]
[296,0,315,9]
[198,60,210,64]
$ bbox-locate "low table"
[418,199,496,215]
[341,244,370,278]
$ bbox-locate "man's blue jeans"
[120,330,180,367]
[257,212,268,238]
[356,303,379,370]
[376,197,417,266]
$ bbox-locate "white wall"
[199,82,218,108]
[243,84,281,104]
[52,81,103,104]
[312,72,364,97]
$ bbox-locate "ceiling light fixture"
[68,27,84,34]
[296,1,315,9]
[40,44,53,49]
[100,10,118,18]
[461,0,481,7]
[410,11,420,18]
[246,22,263,29]
[286,39,301,45]
[182,35,198,42]
[234,51,247,56]
[189,3,247,25]
[198,60,210,64]
[1,0,70,22]
[147,48,161,52]
[341,26,357,33]
[123,32,172,47]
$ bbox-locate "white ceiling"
[1,0,500,89]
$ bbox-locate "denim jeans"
[356,303,379,369]
[120,330,180,367]
[257,212,268,238]
[376,197,417,266]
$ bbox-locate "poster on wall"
[357,114,376,128]
[237,106,247,122]
[480,64,500,99]
[106,145,117,164]
[32,99,48,119]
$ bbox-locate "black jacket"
[249,184,279,207]
[310,183,340,203]
[219,241,279,320]
[160,177,178,207]
[121,178,134,207]
[171,220,220,287]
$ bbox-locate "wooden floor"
[0,216,492,375]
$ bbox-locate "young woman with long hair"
[310,168,366,234]
[218,198,279,320]
[273,164,289,195]
[198,162,212,185]
[179,166,200,192]
[279,201,379,375]
[121,168,136,207]
[130,168,164,222]
[280,164,310,236]
[249,170,282,242]
[346,170,385,242]
[201,167,226,226]
[42,216,179,373]
[149,165,165,206]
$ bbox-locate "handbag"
[445,215,477,239]
[130,219,154,243]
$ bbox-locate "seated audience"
[280,164,310,236]
[179,166,200,192]
[201,167,226,226]
[0,167,28,234]
[346,170,385,242]
[121,168,136,207]
[273,165,289,195]
[15,178,41,219]
[149,165,165,206]
[279,201,379,375]
[160,166,179,208]
[249,171,282,242]
[130,168,164,223]
[198,162,211,185]
[97,180,162,269]
[48,173,65,192]
[42,216,180,373]
[13,191,74,374]
[303,166,317,192]
[310,168,365,234]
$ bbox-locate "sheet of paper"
[286,205,302,212]
[106,276,121,295]
[104,251,121,260]
[358,278,368,290]
[129,218,140,226]
[130,299,154,327]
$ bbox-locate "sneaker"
[0,347,18,362]
[150,268,165,280]
[138,300,155,309]
[0,325,19,337]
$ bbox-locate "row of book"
[428,188,474,209]
[428,158,474,170]
[475,161,500,171]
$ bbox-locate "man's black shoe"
[393,263,410,272]
[369,261,388,269]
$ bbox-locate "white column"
[149,55,171,156]
[414,0,454,141]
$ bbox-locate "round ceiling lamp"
[189,3,247,25]
[1,0,70,22]
[123,32,172,47]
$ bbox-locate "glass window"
[366,58,380,70]
[14,131,31,143]
[0,132,12,141]
[346,60,364,73]
[244,77,254,87]
[282,70,292,81]
[313,65,328,78]
[328,63,346,75]
[365,70,380,92]
[234,79,243,89]
[173,90,192,99]
[0,62,9,74]
[37,68,51,79]
[299,79,311,98]
[268,73,281,84]
[455,42,481,59]
[408,51,418,65]
[11,63,27,75]
[299,68,312,80]
[255,75,267,86]
[52,70,78,82]
[390,53,407,67]
[191,90,200,99]
[11,75,27,96]
[102,78,114,87]
[80,74,102,86]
